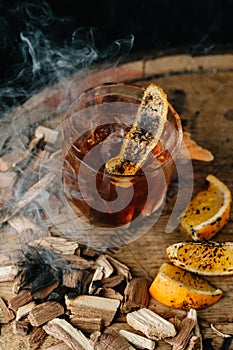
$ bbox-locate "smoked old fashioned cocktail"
[62,83,182,227]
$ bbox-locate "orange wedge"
[166,241,233,276]
[180,174,232,240]
[149,263,223,310]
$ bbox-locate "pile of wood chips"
[0,236,202,350]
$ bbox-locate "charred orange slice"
[105,84,168,175]
[166,241,233,276]
[180,174,232,240]
[149,262,223,310]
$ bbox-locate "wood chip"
[12,320,30,335]
[90,328,135,350]
[0,296,15,323]
[88,266,104,294]
[29,326,47,343]
[63,254,95,270]
[97,275,125,289]
[32,279,60,300]
[121,277,149,313]
[126,308,176,340]
[29,236,79,255]
[46,344,71,350]
[119,329,156,350]
[63,269,84,289]
[95,288,124,301]
[166,309,197,350]
[189,315,202,350]
[96,255,115,278]
[8,214,42,235]
[13,269,27,294]
[35,125,59,144]
[65,295,120,327]
[81,270,95,295]
[169,316,182,331]
[90,273,124,295]
[0,172,56,224]
[105,255,132,281]
[186,335,202,350]
[0,171,16,187]
[28,301,64,326]
[0,265,18,282]
[43,317,93,350]
[0,148,28,172]
[70,316,103,333]
[82,247,98,259]
[9,289,33,312]
[16,301,36,321]
[27,133,44,153]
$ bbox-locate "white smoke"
[0,1,135,260]
[0,2,134,117]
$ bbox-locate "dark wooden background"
[0,0,233,115]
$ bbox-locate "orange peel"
[166,241,233,276]
[149,262,223,310]
[180,174,232,240]
[105,84,168,175]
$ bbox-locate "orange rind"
[149,262,223,310]
[105,84,168,175]
[180,174,232,240]
[166,241,233,276]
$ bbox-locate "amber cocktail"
[62,83,182,227]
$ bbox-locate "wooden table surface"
[0,53,233,349]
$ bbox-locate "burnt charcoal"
[66,289,81,299]
[17,245,66,292]
[31,264,61,295]
[46,286,68,303]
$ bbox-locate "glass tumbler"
[62,82,183,228]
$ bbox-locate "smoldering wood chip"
[30,264,60,295]
[32,279,60,300]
